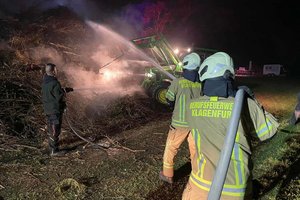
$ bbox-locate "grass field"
[236,77,300,200]
[0,76,299,200]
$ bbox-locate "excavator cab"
[132,34,218,105]
[131,34,182,105]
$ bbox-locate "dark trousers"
[46,113,63,151]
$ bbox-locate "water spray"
[73,87,103,91]
[98,51,125,71]
[86,21,176,80]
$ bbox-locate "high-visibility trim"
[171,119,188,124]
[163,162,174,168]
[166,90,175,101]
[190,173,245,197]
[166,91,174,97]
[193,129,201,154]
[257,119,273,138]
[235,131,240,142]
[235,132,245,184]
[193,129,201,177]
[200,155,206,179]
[179,95,186,122]
[193,129,207,179]
[210,96,218,102]
[171,119,188,127]
[233,144,244,185]
[172,93,187,127]
[239,146,245,185]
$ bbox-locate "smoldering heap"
[0,7,164,148]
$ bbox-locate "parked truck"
[263,64,287,76]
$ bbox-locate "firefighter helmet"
[182,52,201,70]
[198,52,234,82]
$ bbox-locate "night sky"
[1,0,300,73]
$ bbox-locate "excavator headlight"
[145,72,154,78]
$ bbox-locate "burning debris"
[0,6,169,151]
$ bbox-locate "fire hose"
[208,89,245,200]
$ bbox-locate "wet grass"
[238,76,300,200]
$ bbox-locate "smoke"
[0,0,100,19]
[28,47,64,66]
[63,21,152,99]
[1,0,189,116]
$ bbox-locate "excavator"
[132,34,217,105]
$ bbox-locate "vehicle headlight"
[145,72,154,78]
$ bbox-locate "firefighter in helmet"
[182,52,279,199]
[42,63,73,156]
[159,53,202,184]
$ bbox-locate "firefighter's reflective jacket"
[166,77,201,128]
[186,96,279,198]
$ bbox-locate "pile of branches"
[0,7,91,141]
[0,54,45,140]
[0,7,171,149]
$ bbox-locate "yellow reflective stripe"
[200,156,206,179]
[163,162,173,168]
[233,144,243,185]
[190,173,245,197]
[233,145,239,185]
[191,172,245,189]
[194,129,201,177]
[192,129,207,179]
[171,119,188,127]
[239,147,245,184]
[235,131,240,142]
[172,119,188,124]
[182,95,186,121]
[179,95,183,121]
[171,123,188,128]
[256,119,273,138]
[210,96,218,102]
[236,132,246,184]
[179,95,186,122]
[166,91,175,101]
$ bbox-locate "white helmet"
[182,52,201,70]
[198,52,234,82]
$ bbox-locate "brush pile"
[0,7,169,148]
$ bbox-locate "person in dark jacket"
[42,63,73,156]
